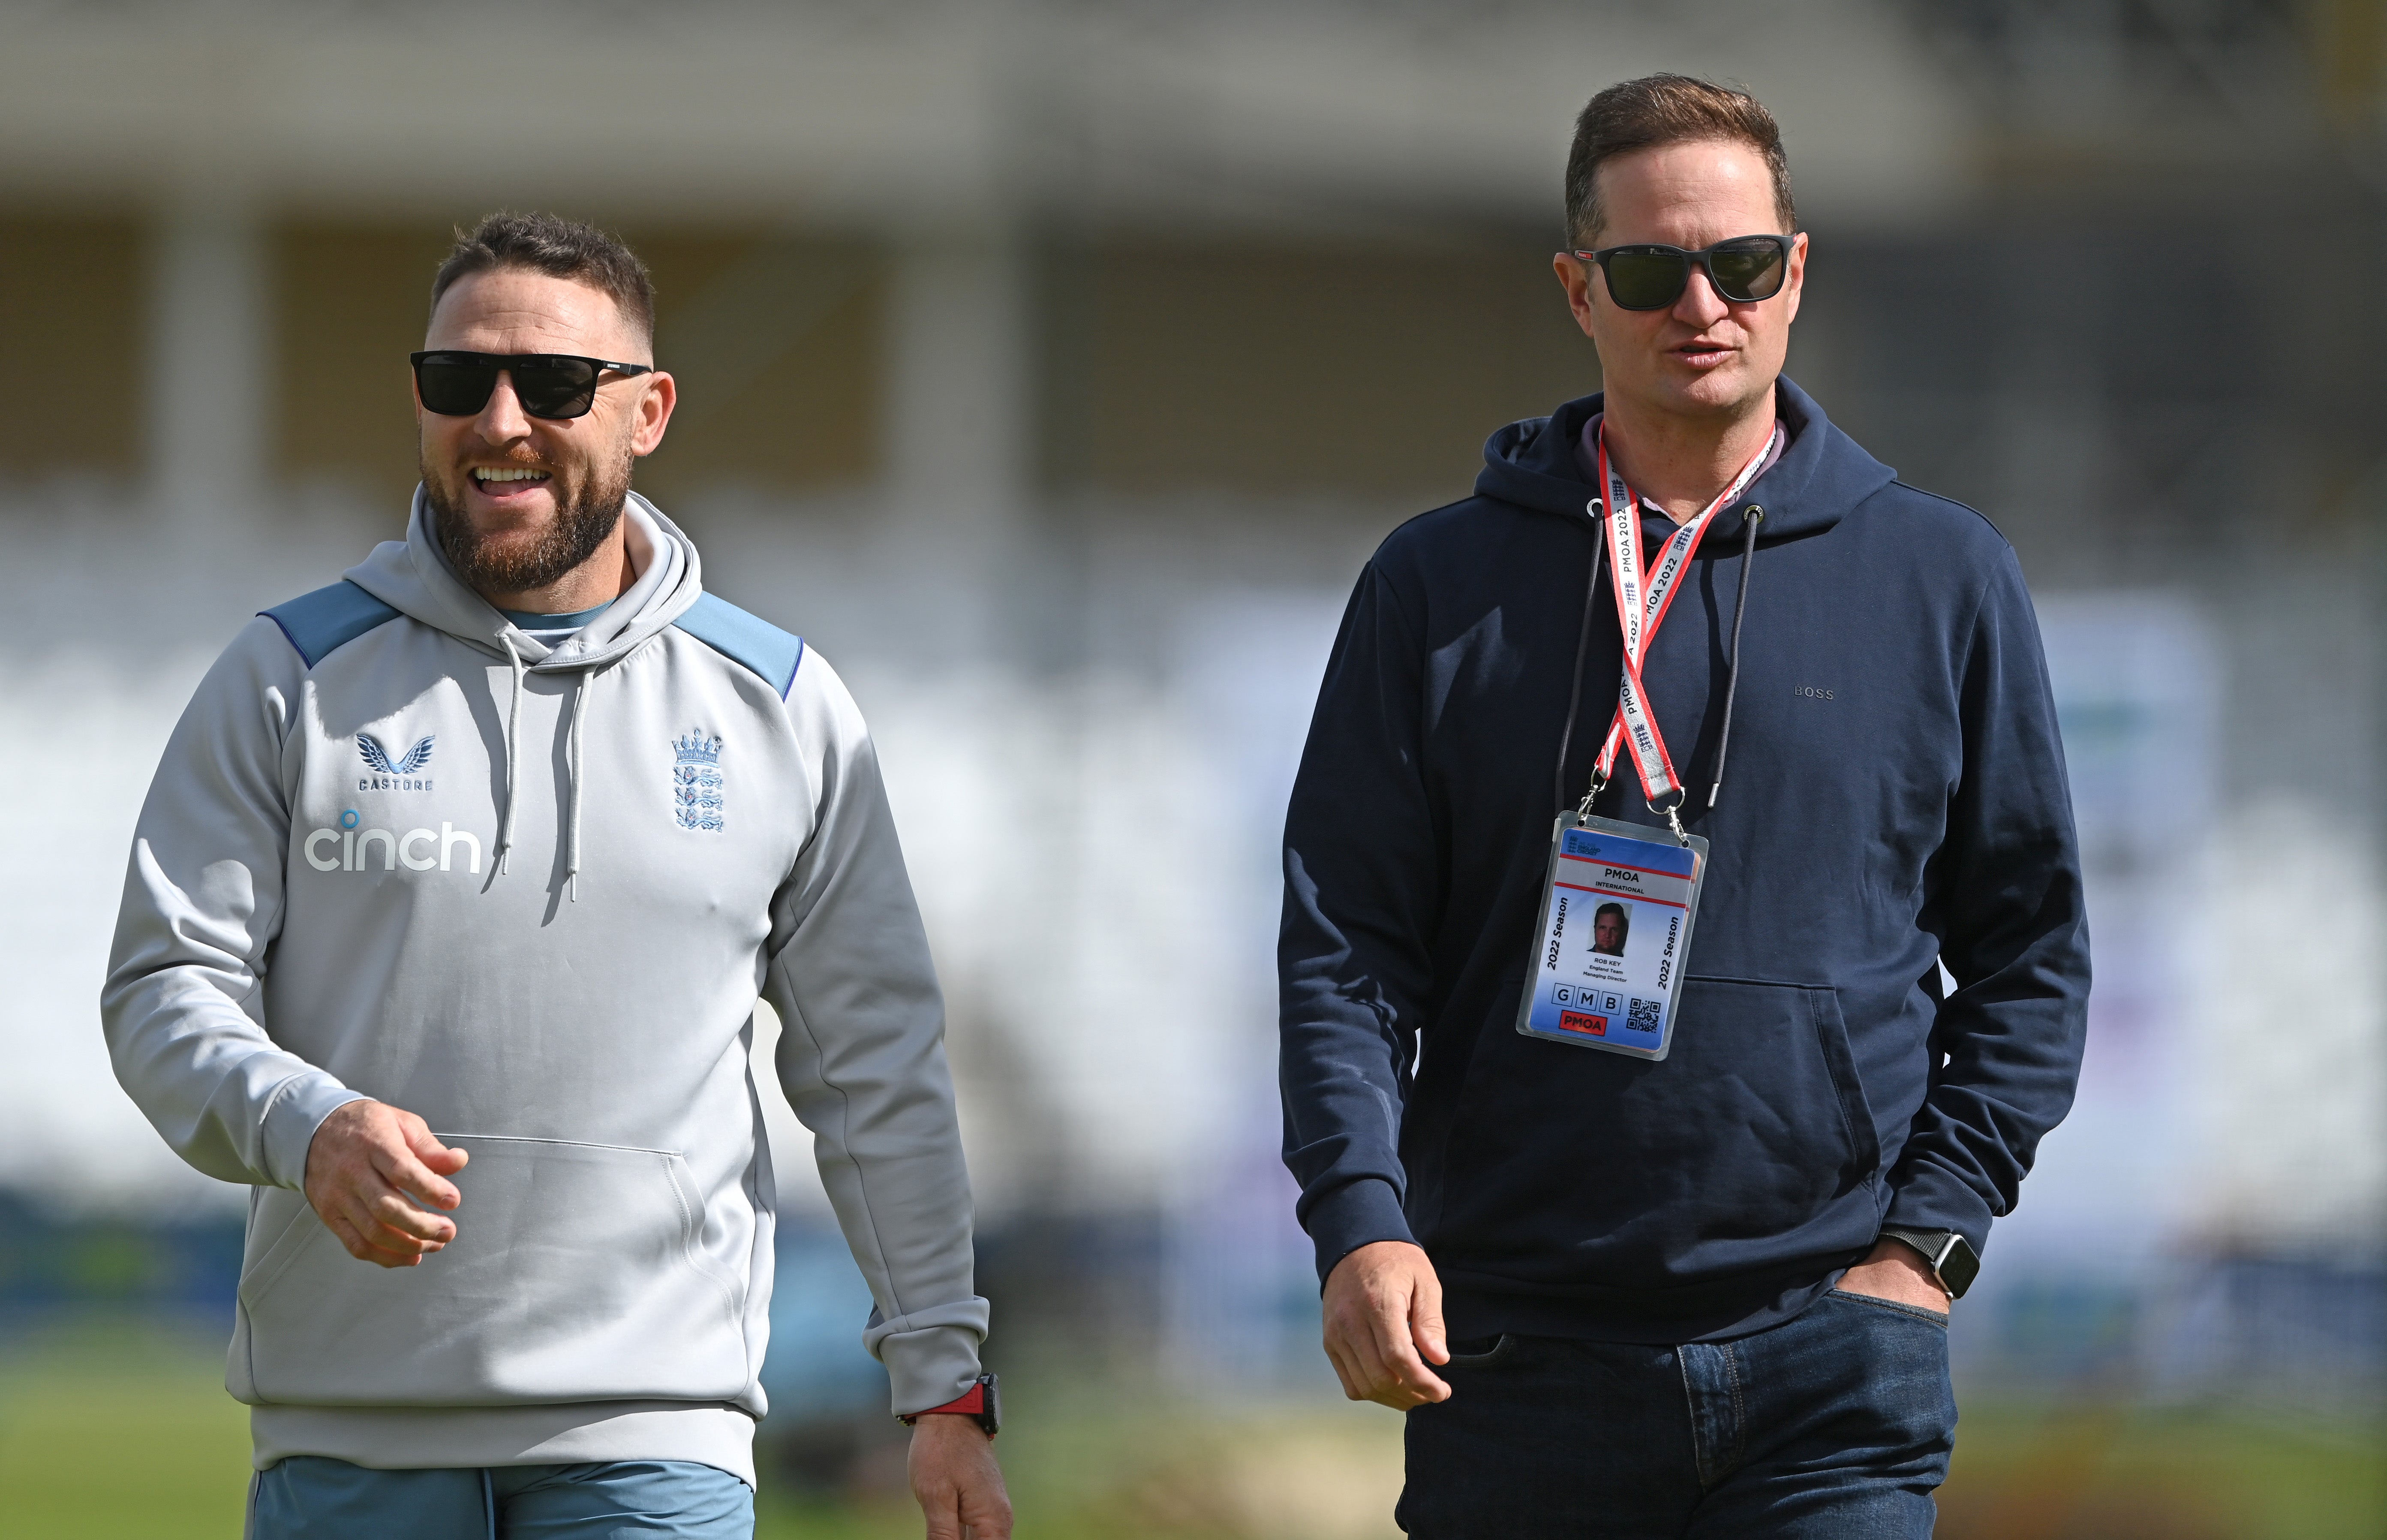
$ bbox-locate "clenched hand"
[302,1099,469,1267]
[1322,1240,1451,1410]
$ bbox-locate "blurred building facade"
[1,0,2382,1417]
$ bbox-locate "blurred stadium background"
[1,1,2383,1535]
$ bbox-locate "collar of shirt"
[1572,410,1788,537]
[498,602,613,646]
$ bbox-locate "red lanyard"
[1590,423,1781,822]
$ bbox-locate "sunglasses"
[410,351,653,420]
[1572,235,1797,311]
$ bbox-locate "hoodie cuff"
[864,1303,989,1418]
[1305,1177,1417,1285]
[1882,1166,1995,1263]
[259,1073,369,1193]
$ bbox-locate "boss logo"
[1795,685,1836,700]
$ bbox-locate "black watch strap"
[1879,1228,1979,1299]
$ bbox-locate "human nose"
[474,371,533,441]
[1673,264,1731,327]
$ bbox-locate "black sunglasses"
[409,351,653,420]
[1572,235,1796,311]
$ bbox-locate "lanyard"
[1587,424,1781,833]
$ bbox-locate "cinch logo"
[358,732,436,792]
[304,808,483,874]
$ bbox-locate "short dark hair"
[1564,75,1795,249]
[1595,903,1626,923]
[430,211,656,349]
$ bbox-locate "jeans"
[247,1457,754,1539]
[1399,1290,1956,1538]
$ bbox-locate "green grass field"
[0,1319,251,1539]
[0,1319,1406,1540]
[3,1318,2377,1539]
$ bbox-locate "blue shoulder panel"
[673,592,805,699]
[260,581,402,668]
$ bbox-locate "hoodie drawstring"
[491,634,598,899]
[496,634,526,874]
[1706,505,1765,809]
[1554,514,1608,814]
[565,671,591,901]
[1553,500,1766,818]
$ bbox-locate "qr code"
[1628,997,1663,1034]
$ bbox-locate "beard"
[424,447,634,597]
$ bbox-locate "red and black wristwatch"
[898,1372,1000,1437]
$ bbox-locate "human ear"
[1553,252,1599,339]
[628,371,677,459]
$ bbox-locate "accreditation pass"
[1515,812,1708,1060]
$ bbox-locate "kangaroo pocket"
[1443,978,1883,1291]
[236,1135,749,1407]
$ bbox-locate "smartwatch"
[898,1372,1000,1438]
[1879,1228,1979,1299]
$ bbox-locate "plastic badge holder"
[1514,811,1707,1061]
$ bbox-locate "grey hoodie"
[103,492,986,1481]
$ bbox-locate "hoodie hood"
[1473,376,1895,542]
[342,486,707,887]
[344,487,703,672]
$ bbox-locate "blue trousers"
[1399,1289,1957,1538]
[247,1457,754,1539]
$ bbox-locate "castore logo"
[358,731,436,791]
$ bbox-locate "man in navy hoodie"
[1278,75,2089,1537]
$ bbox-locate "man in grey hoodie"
[104,212,1011,1539]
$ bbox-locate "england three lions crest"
[673,731,725,833]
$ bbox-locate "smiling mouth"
[471,466,552,490]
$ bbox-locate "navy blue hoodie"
[1278,379,2089,1344]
